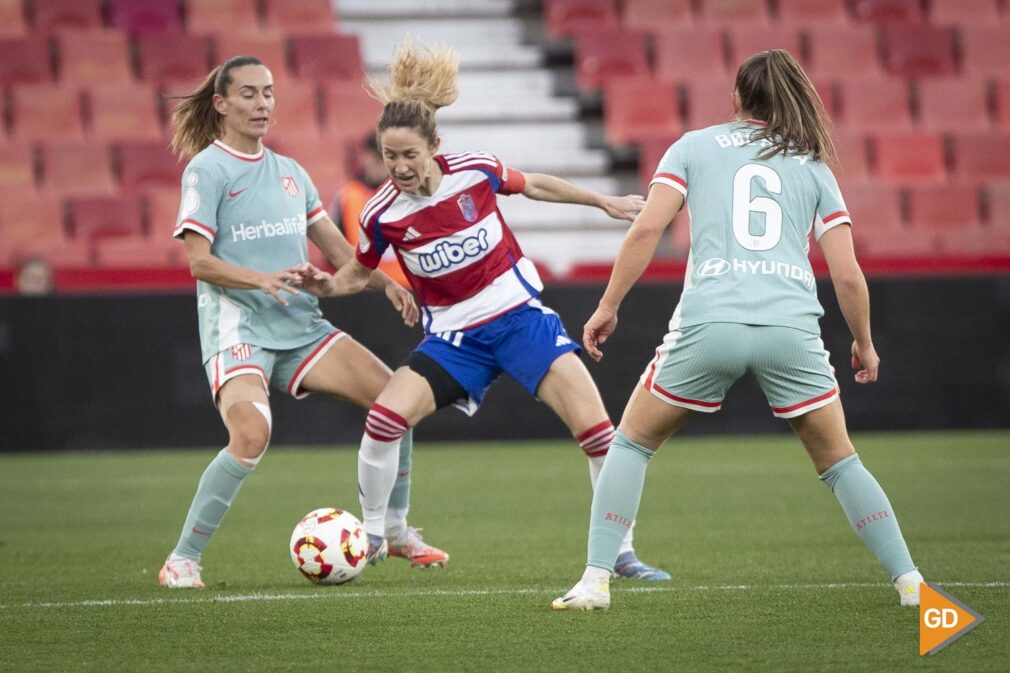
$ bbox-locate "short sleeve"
[811,162,851,241]
[494,157,526,196]
[355,208,388,270]
[650,138,689,196]
[299,164,326,225]
[173,164,223,242]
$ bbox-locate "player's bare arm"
[521,173,645,221]
[583,184,684,361]
[819,224,879,384]
[183,231,302,306]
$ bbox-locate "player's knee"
[364,403,410,443]
[226,402,272,464]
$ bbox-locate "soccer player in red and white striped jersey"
[296,41,669,579]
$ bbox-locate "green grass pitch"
[1,431,1007,672]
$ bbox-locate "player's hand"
[601,194,646,222]
[583,305,618,362]
[385,283,419,327]
[851,340,879,384]
[259,269,303,306]
[289,263,334,298]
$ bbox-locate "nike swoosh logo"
[228,188,247,198]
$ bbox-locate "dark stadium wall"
[1,277,1009,451]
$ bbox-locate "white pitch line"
[0,581,1005,611]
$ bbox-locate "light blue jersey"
[173,139,334,362]
[653,120,851,335]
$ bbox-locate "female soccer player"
[297,41,668,579]
[159,55,446,588]
[552,50,924,610]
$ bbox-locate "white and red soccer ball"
[289,508,367,584]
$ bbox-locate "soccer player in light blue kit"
[554,50,924,610]
[158,56,447,588]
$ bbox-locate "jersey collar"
[212,139,265,162]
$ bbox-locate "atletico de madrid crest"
[281,176,299,197]
[457,193,478,223]
[231,343,252,361]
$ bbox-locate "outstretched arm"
[522,173,645,221]
[818,225,878,384]
[583,184,684,361]
[182,232,302,306]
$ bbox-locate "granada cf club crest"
[281,176,299,197]
[457,193,478,223]
[231,343,252,361]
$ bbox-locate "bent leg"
[172,375,270,563]
[790,401,917,581]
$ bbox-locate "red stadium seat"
[684,77,736,128]
[40,141,116,195]
[952,134,1010,181]
[729,27,803,66]
[929,0,1000,26]
[145,188,183,238]
[86,82,163,141]
[988,182,1010,227]
[262,0,335,34]
[118,141,184,193]
[907,185,981,230]
[69,194,144,242]
[960,28,1010,78]
[0,143,35,191]
[289,33,364,82]
[30,0,103,32]
[776,0,849,26]
[623,0,692,33]
[0,0,27,37]
[697,0,770,27]
[94,234,183,268]
[0,192,66,255]
[934,226,1010,257]
[185,0,261,35]
[543,0,619,39]
[916,79,991,134]
[996,81,1010,131]
[268,137,347,204]
[108,0,183,35]
[0,37,53,85]
[805,25,882,78]
[574,28,650,90]
[654,27,727,81]
[138,34,211,84]
[321,80,383,142]
[881,26,957,78]
[851,225,939,258]
[57,31,133,85]
[836,79,912,133]
[873,133,947,185]
[265,79,320,139]
[850,0,924,23]
[9,84,84,141]
[212,34,291,83]
[810,77,840,118]
[604,76,681,145]
[840,182,903,229]
[637,137,675,189]
[831,131,870,183]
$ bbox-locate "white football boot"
[893,569,924,606]
[551,575,611,611]
[158,554,206,589]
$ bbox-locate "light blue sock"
[173,449,253,561]
[385,429,412,536]
[587,429,655,571]
[819,453,916,580]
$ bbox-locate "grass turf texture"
[1,431,1007,673]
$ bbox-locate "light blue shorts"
[203,330,347,401]
[641,322,839,419]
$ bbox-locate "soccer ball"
[289,508,368,584]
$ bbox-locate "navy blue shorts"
[414,301,580,415]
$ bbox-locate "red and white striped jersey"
[356,151,542,333]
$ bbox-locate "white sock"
[358,435,400,537]
[385,507,409,539]
[581,564,611,589]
